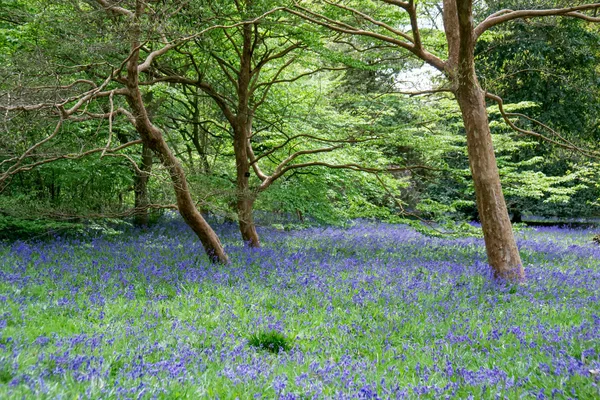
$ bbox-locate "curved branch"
[136,7,287,72]
[251,66,348,105]
[380,0,409,10]
[246,140,269,181]
[285,5,445,71]
[0,140,142,192]
[566,11,600,22]
[475,4,600,38]
[95,0,134,18]
[323,0,415,44]
[251,42,304,77]
[259,161,438,191]
[251,133,373,165]
[0,116,63,176]
[485,93,599,159]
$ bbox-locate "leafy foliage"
[1,0,599,234]
[0,214,85,240]
[248,330,293,354]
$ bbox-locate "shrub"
[248,331,292,354]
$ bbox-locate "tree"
[286,1,600,281]
[0,0,229,262]
[146,0,365,247]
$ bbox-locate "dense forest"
[1,2,600,398]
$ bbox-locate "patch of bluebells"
[0,218,598,398]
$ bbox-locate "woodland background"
[1,0,599,246]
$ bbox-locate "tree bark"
[233,123,260,247]
[117,131,152,226]
[453,0,524,281]
[455,83,524,280]
[133,143,152,226]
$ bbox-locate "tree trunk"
[117,132,152,227]
[447,0,525,281]
[238,194,259,247]
[455,84,524,280]
[231,23,261,248]
[190,87,211,174]
[233,124,260,247]
[126,9,228,264]
[133,143,152,226]
[445,0,525,281]
[132,113,229,263]
[510,207,522,224]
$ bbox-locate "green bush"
[248,331,292,354]
[0,215,84,240]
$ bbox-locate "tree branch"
[475,4,600,38]
[0,140,142,192]
[251,42,303,78]
[485,92,600,159]
[259,161,439,191]
[0,116,63,177]
[247,140,269,182]
[135,7,287,72]
[323,0,415,44]
[95,0,134,18]
[285,4,445,71]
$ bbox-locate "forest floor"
[0,219,599,399]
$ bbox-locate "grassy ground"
[0,219,599,399]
